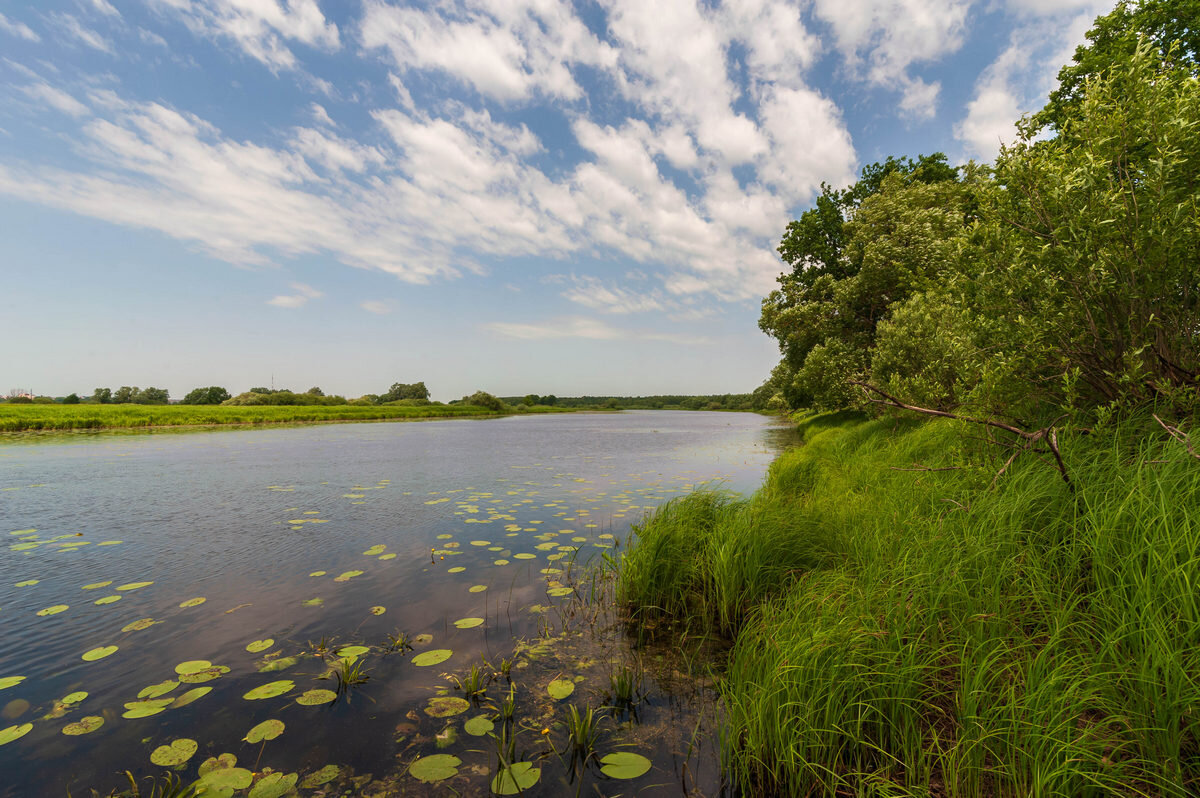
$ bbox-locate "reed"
[618,411,1200,796]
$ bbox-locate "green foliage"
[181,386,230,405]
[223,390,346,406]
[460,391,505,411]
[619,413,1200,795]
[92,387,111,404]
[382,381,429,403]
[62,393,80,404]
[105,386,170,405]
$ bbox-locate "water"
[0,411,797,797]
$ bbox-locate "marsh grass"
[618,412,1200,796]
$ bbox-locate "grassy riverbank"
[618,412,1200,797]
[0,403,574,432]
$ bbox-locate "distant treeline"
[498,393,768,411]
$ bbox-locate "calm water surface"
[0,411,797,797]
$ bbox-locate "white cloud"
[20,83,90,117]
[483,316,708,345]
[290,127,384,173]
[88,0,121,18]
[50,12,114,54]
[360,300,390,314]
[139,28,169,48]
[560,276,665,314]
[149,0,340,71]
[268,282,322,308]
[309,102,334,128]
[0,12,40,42]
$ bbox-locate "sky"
[0,0,1115,402]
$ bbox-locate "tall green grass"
[0,403,514,432]
[618,412,1200,796]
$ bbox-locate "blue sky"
[0,0,1113,401]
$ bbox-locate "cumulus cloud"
[268,282,322,308]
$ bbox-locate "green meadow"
[618,412,1200,797]
[0,403,565,432]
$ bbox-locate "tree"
[462,391,504,411]
[112,386,137,404]
[383,382,430,402]
[523,394,540,406]
[181,386,231,405]
[137,387,170,404]
[92,388,112,404]
[63,393,80,404]
[306,386,324,396]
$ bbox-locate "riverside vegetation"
[619,4,1200,796]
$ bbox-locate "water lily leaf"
[94,595,122,605]
[447,566,466,574]
[464,715,494,736]
[333,570,363,582]
[61,691,87,705]
[309,571,325,577]
[248,772,297,798]
[300,764,340,788]
[169,687,212,708]
[138,680,179,699]
[198,753,238,776]
[535,542,558,551]
[36,605,68,617]
[379,553,397,560]
[424,696,469,718]
[97,541,122,546]
[122,618,158,632]
[150,738,198,766]
[453,617,484,629]
[295,689,337,706]
[362,545,386,556]
[243,719,285,743]
[243,680,294,700]
[245,639,274,653]
[547,678,575,700]
[198,766,253,791]
[599,751,652,779]
[14,579,38,587]
[336,645,369,661]
[257,656,298,673]
[62,715,104,735]
[81,581,112,590]
[116,581,153,592]
[302,597,324,606]
[468,585,487,593]
[122,699,172,719]
[409,754,461,783]
[493,559,509,566]
[368,605,386,616]
[175,660,212,675]
[0,677,25,691]
[513,553,536,560]
[491,762,540,795]
[0,723,32,746]
[547,587,573,597]
[411,649,452,667]
[81,646,118,662]
[413,634,433,645]
[179,597,206,608]
[178,666,227,683]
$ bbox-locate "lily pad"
[493,559,510,566]
[243,719,285,743]
[81,646,118,662]
[94,595,122,605]
[302,597,324,606]
[14,580,38,587]
[138,680,179,699]
[243,680,294,700]
[369,605,386,615]
[178,666,227,683]
[547,587,573,597]
[36,605,68,617]
[464,715,494,736]
[175,660,212,675]
[300,764,340,788]
[198,753,238,775]
[170,687,212,708]
[547,678,575,700]
[447,566,466,574]
[257,656,298,673]
[179,597,206,608]
[599,751,652,779]
[491,762,541,794]
[309,571,326,577]
[246,639,274,653]
[0,677,25,691]
[413,633,433,645]
[122,617,158,632]
[379,553,397,560]
[62,715,105,735]
[513,553,536,560]
[363,545,387,556]
[248,772,298,798]
[453,617,484,629]
[116,581,153,591]
[333,570,363,582]
[424,696,469,717]
[411,649,452,667]
[81,581,112,590]
[335,645,369,661]
[62,691,87,705]
[122,699,172,719]
[295,689,337,706]
[150,738,198,766]
[409,754,461,783]
[468,585,487,593]
[198,766,253,791]
[0,723,32,746]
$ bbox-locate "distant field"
[0,403,526,432]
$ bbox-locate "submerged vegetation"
[619,411,1200,796]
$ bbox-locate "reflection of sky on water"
[0,411,797,796]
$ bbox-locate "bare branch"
[1153,414,1200,460]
